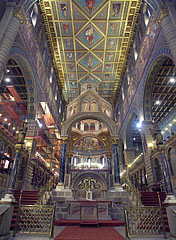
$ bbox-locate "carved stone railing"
[123,176,142,206]
[14,205,55,239]
[124,206,166,239]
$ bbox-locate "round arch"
[9,47,37,120]
[126,111,142,151]
[143,55,175,121]
[62,112,118,137]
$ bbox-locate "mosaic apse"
[40,0,142,102]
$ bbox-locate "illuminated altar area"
[50,86,129,222]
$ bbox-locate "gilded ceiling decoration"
[39,0,141,103]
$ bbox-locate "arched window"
[171,124,176,135]
[30,3,38,27]
[84,123,89,131]
[90,101,97,112]
[163,130,171,141]
[168,148,176,176]
[90,123,95,131]
[82,102,89,112]
[77,122,80,130]
[143,3,150,26]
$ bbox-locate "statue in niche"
[150,124,163,146]
[17,121,28,144]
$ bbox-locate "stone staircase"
[140,191,170,232]
[10,190,39,230]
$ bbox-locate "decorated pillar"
[59,137,68,183]
[0,8,24,82]
[7,121,28,195]
[159,146,173,194]
[158,9,176,64]
[112,137,120,184]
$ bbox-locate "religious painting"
[102,82,110,88]
[68,73,76,80]
[67,63,76,72]
[70,81,77,88]
[74,0,107,17]
[136,13,160,82]
[110,2,123,19]
[103,73,111,81]
[104,63,113,71]
[58,2,71,20]
[105,52,115,61]
[65,52,74,61]
[71,89,79,95]
[64,39,73,50]
[79,53,101,71]
[77,24,103,48]
[107,39,117,49]
[79,74,100,84]
[61,22,72,36]
[108,22,119,36]
[74,137,106,154]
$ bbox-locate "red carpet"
[55,219,125,227]
[55,226,125,240]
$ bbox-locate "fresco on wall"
[136,13,160,82]
[74,137,106,154]
[117,13,160,130]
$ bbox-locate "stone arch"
[9,47,37,120]
[143,55,174,121]
[62,112,117,136]
[72,171,108,191]
[126,111,141,150]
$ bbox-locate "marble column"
[59,139,67,183]
[159,9,176,64]
[112,143,120,183]
[0,8,24,82]
[67,153,72,174]
[159,147,173,194]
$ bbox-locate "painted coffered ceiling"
[39,0,141,103]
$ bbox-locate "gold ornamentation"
[124,206,165,238]
[14,9,24,24]
[78,177,101,190]
[14,205,55,237]
[158,9,168,24]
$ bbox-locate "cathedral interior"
[0,0,176,239]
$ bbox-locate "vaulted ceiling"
[39,0,141,103]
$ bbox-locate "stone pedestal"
[164,195,176,240]
[0,196,14,240]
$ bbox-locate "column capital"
[158,9,169,24]
[158,145,166,154]
[60,136,68,144]
[67,152,73,158]
[14,9,24,24]
[111,137,119,144]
